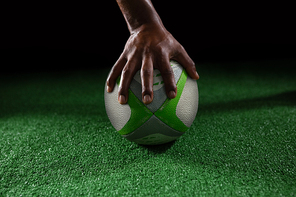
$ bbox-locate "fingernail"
[168,91,176,99]
[107,85,111,92]
[143,95,151,104]
[118,95,126,104]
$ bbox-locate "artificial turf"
[1,58,296,196]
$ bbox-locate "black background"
[1,1,295,72]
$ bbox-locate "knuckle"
[158,46,168,56]
[118,85,127,95]
[189,59,196,68]
[121,66,132,77]
[106,75,115,86]
[141,68,153,76]
[161,67,174,76]
[166,82,176,90]
[142,88,153,96]
[189,62,197,73]
[179,44,185,51]
[143,46,151,55]
[106,79,112,87]
[141,81,153,95]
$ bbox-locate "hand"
[106,23,199,105]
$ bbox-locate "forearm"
[116,0,164,33]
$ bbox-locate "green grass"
[1,59,296,196]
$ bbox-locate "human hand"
[106,24,199,105]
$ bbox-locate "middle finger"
[141,55,154,104]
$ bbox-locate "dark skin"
[107,0,199,104]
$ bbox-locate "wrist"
[117,0,164,34]
[130,21,166,35]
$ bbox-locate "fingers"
[174,46,199,80]
[141,55,153,104]
[157,55,177,99]
[108,44,197,106]
[106,54,126,92]
[118,58,139,104]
